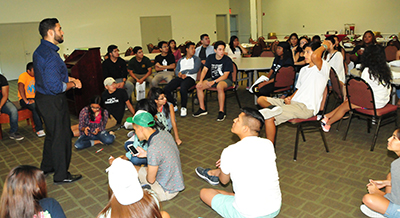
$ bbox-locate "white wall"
[230,0,251,41]
[0,0,230,56]
[261,0,400,38]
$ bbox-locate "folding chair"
[270,66,296,97]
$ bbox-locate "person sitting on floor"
[360,128,400,218]
[151,41,176,88]
[257,41,331,143]
[127,110,184,201]
[98,157,170,218]
[164,42,201,117]
[193,41,234,122]
[195,107,281,218]
[321,44,391,132]
[18,62,45,137]
[73,96,116,150]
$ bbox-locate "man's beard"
[55,34,64,44]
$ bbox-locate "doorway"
[216,15,228,43]
[140,16,172,53]
[230,15,238,37]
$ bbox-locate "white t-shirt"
[292,60,330,115]
[225,46,241,59]
[361,67,391,109]
[326,52,346,84]
[220,136,281,217]
[179,57,196,81]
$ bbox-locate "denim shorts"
[385,202,400,218]
[211,194,280,218]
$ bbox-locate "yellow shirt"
[18,72,35,100]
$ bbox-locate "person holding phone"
[74,96,116,150]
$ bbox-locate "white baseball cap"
[104,77,116,86]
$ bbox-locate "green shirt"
[127,56,152,75]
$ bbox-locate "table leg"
[253,70,258,105]
[392,85,397,105]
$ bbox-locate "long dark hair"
[295,36,309,54]
[168,39,177,54]
[277,42,293,62]
[361,30,377,47]
[360,44,391,87]
[287,33,299,47]
[88,96,106,123]
[0,165,47,218]
[148,87,169,119]
[229,35,242,54]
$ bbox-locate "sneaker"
[195,167,219,185]
[141,184,151,190]
[36,130,46,137]
[127,130,135,138]
[321,117,329,125]
[249,75,269,93]
[217,111,226,121]
[180,107,187,117]
[174,105,178,112]
[193,108,208,117]
[54,174,82,185]
[9,132,24,141]
[321,122,331,132]
[259,105,283,120]
[360,205,385,218]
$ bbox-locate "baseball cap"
[105,158,143,205]
[104,77,116,86]
[126,110,155,127]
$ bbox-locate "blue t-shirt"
[39,198,66,218]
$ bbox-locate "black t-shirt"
[102,89,128,124]
[270,56,294,80]
[154,53,175,72]
[199,46,207,60]
[102,57,128,80]
[127,56,152,75]
[39,198,66,218]
[204,54,233,81]
[0,74,8,100]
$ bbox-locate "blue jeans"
[20,99,43,131]
[1,100,18,133]
[385,202,400,218]
[74,131,115,150]
[124,141,147,166]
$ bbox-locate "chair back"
[274,66,296,88]
[260,51,275,57]
[251,44,262,57]
[231,62,238,83]
[346,77,375,111]
[329,68,343,101]
[195,66,203,82]
[147,43,154,53]
[385,45,398,62]
[320,85,329,114]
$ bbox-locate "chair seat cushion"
[273,87,291,93]
[289,116,318,124]
[354,104,397,116]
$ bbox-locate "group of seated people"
[1,30,399,218]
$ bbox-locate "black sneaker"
[9,132,24,141]
[217,111,226,121]
[193,108,208,117]
[195,167,219,185]
[54,174,82,185]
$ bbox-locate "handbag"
[136,82,146,101]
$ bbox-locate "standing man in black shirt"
[151,41,176,87]
[102,45,134,101]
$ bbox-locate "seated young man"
[193,41,233,121]
[195,107,281,218]
[151,41,176,87]
[129,110,185,201]
[195,33,215,65]
[102,77,135,126]
[18,62,45,137]
[164,42,201,117]
[127,46,153,86]
[257,41,331,143]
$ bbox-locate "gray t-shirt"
[147,130,185,193]
[385,158,400,204]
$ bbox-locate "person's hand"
[175,138,182,146]
[178,72,182,78]
[292,46,298,52]
[181,74,187,79]
[284,96,292,105]
[74,79,82,89]
[366,182,381,194]
[323,40,333,49]
[201,60,206,65]
[108,156,115,165]
[84,127,90,136]
[358,48,365,55]
[136,146,147,158]
[28,99,35,104]
[369,179,390,189]
[207,81,214,87]
[92,128,100,135]
[116,82,124,89]
[215,159,221,168]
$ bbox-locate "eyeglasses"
[91,106,101,110]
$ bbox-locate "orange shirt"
[18,72,35,100]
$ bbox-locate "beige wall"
[0,0,229,56]
[261,0,400,38]
[229,0,251,41]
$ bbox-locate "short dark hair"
[312,35,321,42]
[26,62,33,71]
[107,45,118,55]
[241,107,265,134]
[38,18,59,38]
[325,35,336,45]
[213,41,226,50]
[157,41,167,49]
[133,46,142,54]
[185,42,195,49]
[200,34,209,41]
[304,42,321,51]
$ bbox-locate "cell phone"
[127,144,139,156]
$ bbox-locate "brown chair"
[270,66,296,97]
[385,45,398,62]
[260,51,275,57]
[287,85,329,161]
[343,77,397,151]
[251,44,263,57]
[329,68,344,109]
[0,101,36,139]
[151,48,161,53]
[147,43,154,53]
[205,62,241,114]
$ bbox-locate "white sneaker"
[180,107,187,117]
[249,75,269,93]
[127,130,135,138]
[259,105,283,120]
[36,130,46,137]
[174,105,178,112]
[360,205,385,218]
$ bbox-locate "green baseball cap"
[126,110,155,127]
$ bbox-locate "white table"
[122,53,159,61]
[241,43,255,48]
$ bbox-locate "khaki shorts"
[105,115,117,129]
[266,97,314,125]
[138,167,179,202]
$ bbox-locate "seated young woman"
[287,33,299,49]
[168,39,182,63]
[74,96,116,150]
[324,35,346,97]
[360,129,400,218]
[225,35,248,58]
[293,36,309,71]
[321,44,391,132]
[349,30,377,65]
[251,42,294,97]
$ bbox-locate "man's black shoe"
[54,174,82,185]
